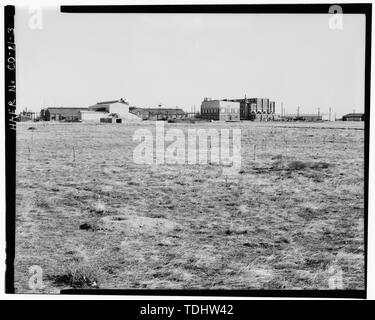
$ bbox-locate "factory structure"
[39,98,185,123]
[342,113,365,121]
[82,98,141,123]
[41,107,88,122]
[282,114,322,122]
[227,97,277,121]
[200,96,277,121]
[200,98,241,121]
[21,95,363,123]
[129,106,185,121]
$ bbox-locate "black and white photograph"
[3,2,372,299]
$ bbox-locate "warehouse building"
[282,114,322,121]
[81,98,141,122]
[41,107,88,121]
[342,113,365,121]
[201,98,240,121]
[18,110,37,122]
[129,106,185,120]
[41,98,142,122]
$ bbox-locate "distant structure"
[200,98,240,121]
[82,98,141,122]
[227,97,276,121]
[129,107,185,120]
[18,110,38,122]
[282,114,322,122]
[41,98,142,122]
[41,107,88,121]
[342,113,365,121]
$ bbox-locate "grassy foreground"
[15,121,365,292]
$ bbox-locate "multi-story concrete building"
[269,101,276,114]
[262,98,269,113]
[228,97,276,120]
[201,98,240,121]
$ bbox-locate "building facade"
[42,107,88,121]
[82,98,141,122]
[228,97,276,120]
[42,99,142,122]
[269,101,276,114]
[129,107,185,120]
[201,99,240,121]
[342,113,365,121]
[282,114,322,121]
[18,110,37,122]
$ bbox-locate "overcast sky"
[16,8,366,116]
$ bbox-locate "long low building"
[41,107,88,121]
[342,113,365,121]
[41,98,142,122]
[200,98,240,121]
[282,114,322,121]
[83,98,141,122]
[129,107,185,120]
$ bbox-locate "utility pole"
[297,106,300,117]
[281,102,284,117]
[329,107,332,121]
[317,107,320,117]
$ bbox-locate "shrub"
[51,264,99,289]
[287,161,331,171]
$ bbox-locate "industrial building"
[200,98,240,121]
[81,98,141,122]
[342,113,365,121]
[129,106,185,120]
[41,98,142,122]
[18,110,37,122]
[41,107,88,121]
[282,114,323,121]
[227,97,276,121]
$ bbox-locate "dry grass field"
[14,121,365,293]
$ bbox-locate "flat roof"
[46,107,88,111]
